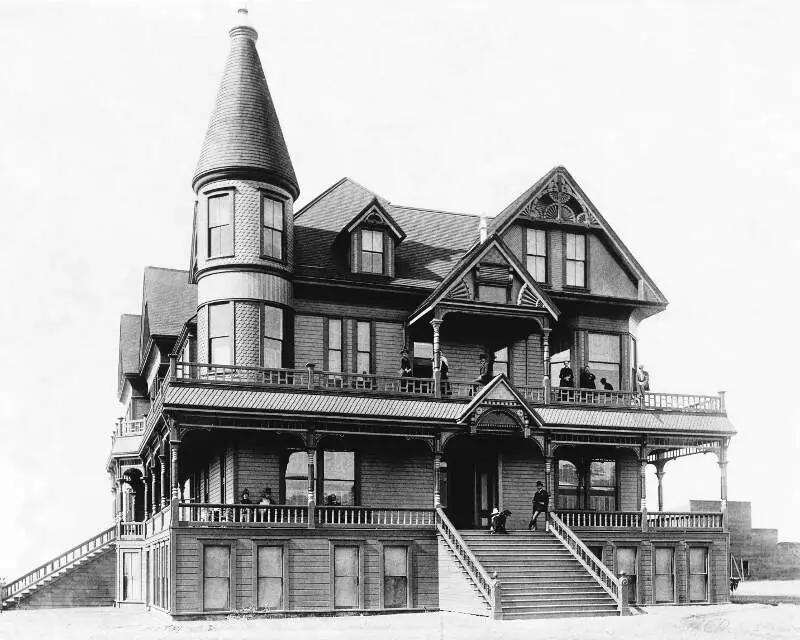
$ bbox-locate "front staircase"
[458,530,618,619]
[1,526,117,610]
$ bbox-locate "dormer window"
[360,229,384,274]
[208,193,233,258]
[262,195,284,261]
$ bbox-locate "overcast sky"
[1,0,799,581]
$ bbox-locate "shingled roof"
[141,267,197,340]
[119,314,141,375]
[294,178,481,289]
[193,18,298,198]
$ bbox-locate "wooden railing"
[118,521,145,538]
[435,506,500,618]
[1,526,116,603]
[647,511,723,530]
[446,380,478,398]
[144,506,172,538]
[115,418,145,437]
[177,503,307,526]
[176,362,309,388]
[549,387,724,413]
[557,511,642,528]
[312,371,436,397]
[547,512,626,614]
[316,506,435,527]
[517,385,546,403]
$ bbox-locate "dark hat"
[536,481,543,487]
[400,346,409,353]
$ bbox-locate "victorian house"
[2,9,735,619]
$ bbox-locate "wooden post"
[170,440,181,502]
[306,362,316,390]
[719,442,728,532]
[159,453,168,508]
[433,452,442,507]
[151,464,158,515]
[491,572,503,620]
[618,576,630,615]
[143,474,151,520]
[544,455,553,498]
[640,457,648,532]
[430,318,443,399]
[307,447,316,529]
[542,329,551,403]
[169,353,177,380]
[655,460,666,512]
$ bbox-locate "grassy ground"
[0,604,798,640]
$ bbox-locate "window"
[208,193,233,257]
[327,319,343,372]
[629,335,637,391]
[478,284,507,304]
[262,196,284,260]
[493,347,509,377]
[203,545,231,611]
[263,306,283,368]
[284,451,311,506]
[122,551,140,602]
[413,342,433,378]
[257,546,284,609]
[360,229,383,274]
[557,460,579,510]
[689,547,709,602]
[383,546,410,609]
[654,547,675,603]
[323,451,355,506]
[208,303,232,365]
[589,460,616,511]
[565,233,586,287]
[526,228,547,282]
[356,321,371,374]
[181,339,191,364]
[589,333,621,390]
[333,545,360,609]
[616,547,637,604]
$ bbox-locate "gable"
[343,198,406,242]
[489,166,668,305]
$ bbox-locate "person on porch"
[558,362,574,387]
[474,353,491,386]
[399,347,412,377]
[528,481,550,531]
[239,489,252,504]
[600,377,613,390]
[636,364,650,395]
[579,364,596,389]
[490,508,512,534]
[259,487,274,505]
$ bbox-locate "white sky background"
[0,0,798,580]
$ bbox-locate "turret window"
[565,233,586,287]
[208,193,233,258]
[360,229,384,274]
[263,306,283,368]
[208,303,232,365]
[262,196,284,260]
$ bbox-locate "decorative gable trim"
[456,374,541,428]
[343,198,406,242]
[409,235,559,325]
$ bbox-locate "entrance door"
[446,440,498,528]
[474,458,496,528]
[122,551,140,602]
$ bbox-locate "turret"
[192,7,297,369]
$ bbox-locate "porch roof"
[534,407,736,434]
[165,385,464,422]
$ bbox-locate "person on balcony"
[399,347,412,377]
[579,365,596,389]
[600,377,613,390]
[259,487,274,505]
[636,365,650,395]
[528,481,550,531]
[558,362,574,387]
[239,489,252,504]
[474,353,491,385]
[439,354,451,396]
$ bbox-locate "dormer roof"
[343,198,406,243]
[139,267,197,362]
[193,18,299,198]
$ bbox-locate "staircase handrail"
[547,512,626,613]
[434,506,499,615]
[1,525,116,601]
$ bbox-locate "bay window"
[588,332,621,390]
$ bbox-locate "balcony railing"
[169,359,726,413]
[118,521,145,538]
[115,418,145,437]
[316,506,435,527]
[178,503,307,525]
[144,506,171,538]
[556,510,723,531]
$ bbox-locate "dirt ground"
[0,603,798,640]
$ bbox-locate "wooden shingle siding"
[549,229,564,289]
[375,322,404,376]
[511,339,526,385]
[589,236,638,298]
[502,223,523,257]
[437,538,490,616]
[293,314,323,368]
[360,440,433,508]
[500,441,545,524]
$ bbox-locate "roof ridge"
[143,266,192,274]
[294,176,385,220]
[391,203,481,219]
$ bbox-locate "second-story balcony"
[171,360,726,415]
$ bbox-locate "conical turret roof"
[193,16,299,198]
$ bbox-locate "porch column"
[151,463,159,514]
[143,473,151,520]
[718,442,728,531]
[544,455,553,497]
[541,329,551,403]
[307,445,317,529]
[433,451,443,507]
[640,455,648,532]
[114,479,123,522]
[130,490,136,522]
[655,460,666,512]
[170,440,181,502]
[159,453,168,508]
[430,318,443,399]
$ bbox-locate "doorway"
[446,437,498,528]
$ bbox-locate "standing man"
[528,481,550,531]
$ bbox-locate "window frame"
[653,545,677,604]
[563,232,588,289]
[491,345,510,379]
[588,458,618,511]
[324,317,344,373]
[359,227,385,275]
[556,458,579,510]
[282,450,314,506]
[260,191,286,263]
[587,332,622,392]
[688,545,710,603]
[251,539,290,611]
[205,188,235,259]
[207,302,234,366]
[200,540,235,612]
[524,226,549,284]
[615,546,638,604]
[319,449,358,507]
[329,540,365,610]
[379,541,414,610]
[352,320,375,375]
[262,304,284,369]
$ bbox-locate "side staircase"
[1,526,117,610]
[459,530,618,619]
[436,507,626,620]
